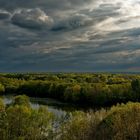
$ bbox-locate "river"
[1,95,105,118]
[1,95,70,117]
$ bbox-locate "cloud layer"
[0,0,140,72]
[12,8,53,29]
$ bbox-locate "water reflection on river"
[2,95,68,117]
[1,95,103,118]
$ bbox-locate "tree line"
[0,73,140,107]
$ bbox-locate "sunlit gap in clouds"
[89,0,140,32]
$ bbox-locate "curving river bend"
[1,95,106,118]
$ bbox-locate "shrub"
[96,102,140,140]
[0,83,5,93]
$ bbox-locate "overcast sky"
[0,0,140,72]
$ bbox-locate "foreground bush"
[0,95,54,140]
[60,102,140,140]
[96,102,140,140]
[0,83,5,93]
[0,95,140,140]
[60,109,108,140]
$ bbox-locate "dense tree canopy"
[0,73,140,106]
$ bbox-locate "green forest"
[0,73,140,139]
[0,73,140,106]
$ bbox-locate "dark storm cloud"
[0,0,93,11]
[0,10,11,20]
[52,14,93,31]
[0,0,140,72]
[11,8,53,30]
